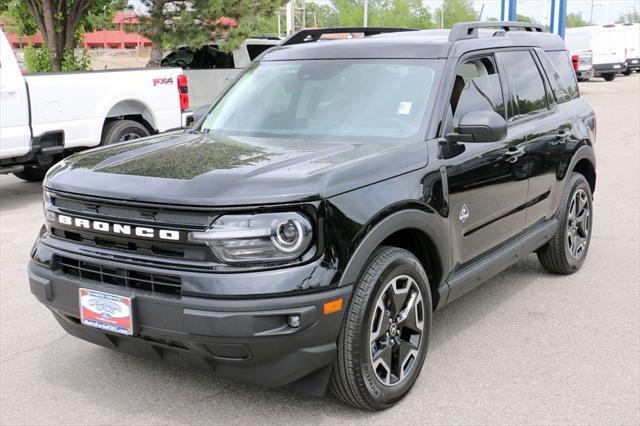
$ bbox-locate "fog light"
[288,315,301,328]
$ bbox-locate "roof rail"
[449,21,545,42]
[281,27,416,46]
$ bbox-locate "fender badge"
[459,204,470,223]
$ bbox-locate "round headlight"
[188,212,314,264]
[272,219,305,253]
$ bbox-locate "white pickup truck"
[0,29,190,181]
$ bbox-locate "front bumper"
[28,251,352,390]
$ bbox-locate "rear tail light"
[571,54,579,71]
[177,74,189,111]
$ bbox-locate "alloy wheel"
[369,275,424,387]
[567,188,590,259]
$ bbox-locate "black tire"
[537,173,593,274]
[329,246,432,411]
[13,165,49,182]
[623,69,632,76]
[603,73,616,82]
[101,119,150,145]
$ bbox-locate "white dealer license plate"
[79,288,134,335]
[632,60,639,64]
[613,64,621,69]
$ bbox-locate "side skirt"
[440,218,559,307]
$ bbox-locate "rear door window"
[500,50,549,120]
[193,46,235,69]
[539,50,579,103]
[247,44,273,61]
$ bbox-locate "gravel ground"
[1,74,639,425]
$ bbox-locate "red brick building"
[3,12,152,49]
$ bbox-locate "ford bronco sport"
[29,22,596,410]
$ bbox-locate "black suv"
[29,22,596,410]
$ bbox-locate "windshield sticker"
[398,102,412,115]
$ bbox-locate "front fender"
[337,209,451,293]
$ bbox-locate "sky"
[423,0,640,25]
[129,1,640,26]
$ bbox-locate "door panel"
[446,126,529,266]
[0,35,31,160]
[444,53,529,267]
[521,112,571,227]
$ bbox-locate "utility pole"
[364,0,368,27]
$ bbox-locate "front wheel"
[537,173,593,274]
[329,247,432,410]
[603,73,616,81]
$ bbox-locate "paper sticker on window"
[398,102,412,115]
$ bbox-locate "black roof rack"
[449,21,545,42]
[281,27,416,46]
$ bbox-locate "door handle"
[503,147,525,163]
[552,130,568,145]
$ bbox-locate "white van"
[565,25,627,81]
[619,23,640,74]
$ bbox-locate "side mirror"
[447,110,507,143]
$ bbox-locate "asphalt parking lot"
[1,74,639,425]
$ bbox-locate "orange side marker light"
[323,298,343,315]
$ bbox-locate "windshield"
[198,59,442,141]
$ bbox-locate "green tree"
[434,0,478,29]
[566,12,590,28]
[140,0,285,67]
[615,11,640,24]
[330,0,433,28]
[515,13,536,24]
[0,0,125,71]
[306,2,339,28]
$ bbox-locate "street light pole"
[364,0,368,27]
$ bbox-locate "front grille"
[55,256,182,296]
[47,191,217,264]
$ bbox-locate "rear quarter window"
[540,50,579,103]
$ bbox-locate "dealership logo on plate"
[79,289,133,335]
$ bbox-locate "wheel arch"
[568,145,596,194]
[103,99,157,135]
[338,209,451,310]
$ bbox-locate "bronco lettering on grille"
[56,214,180,241]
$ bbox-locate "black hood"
[45,131,428,206]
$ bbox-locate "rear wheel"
[329,246,432,410]
[623,69,632,76]
[537,173,593,274]
[14,165,49,182]
[101,119,150,146]
[603,73,616,81]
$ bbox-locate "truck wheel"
[537,173,593,274]
[329,246,432,410]
[603,73,616,82]
[623,69,632,76]
[14,165,49,182]
[101,120,150,145]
